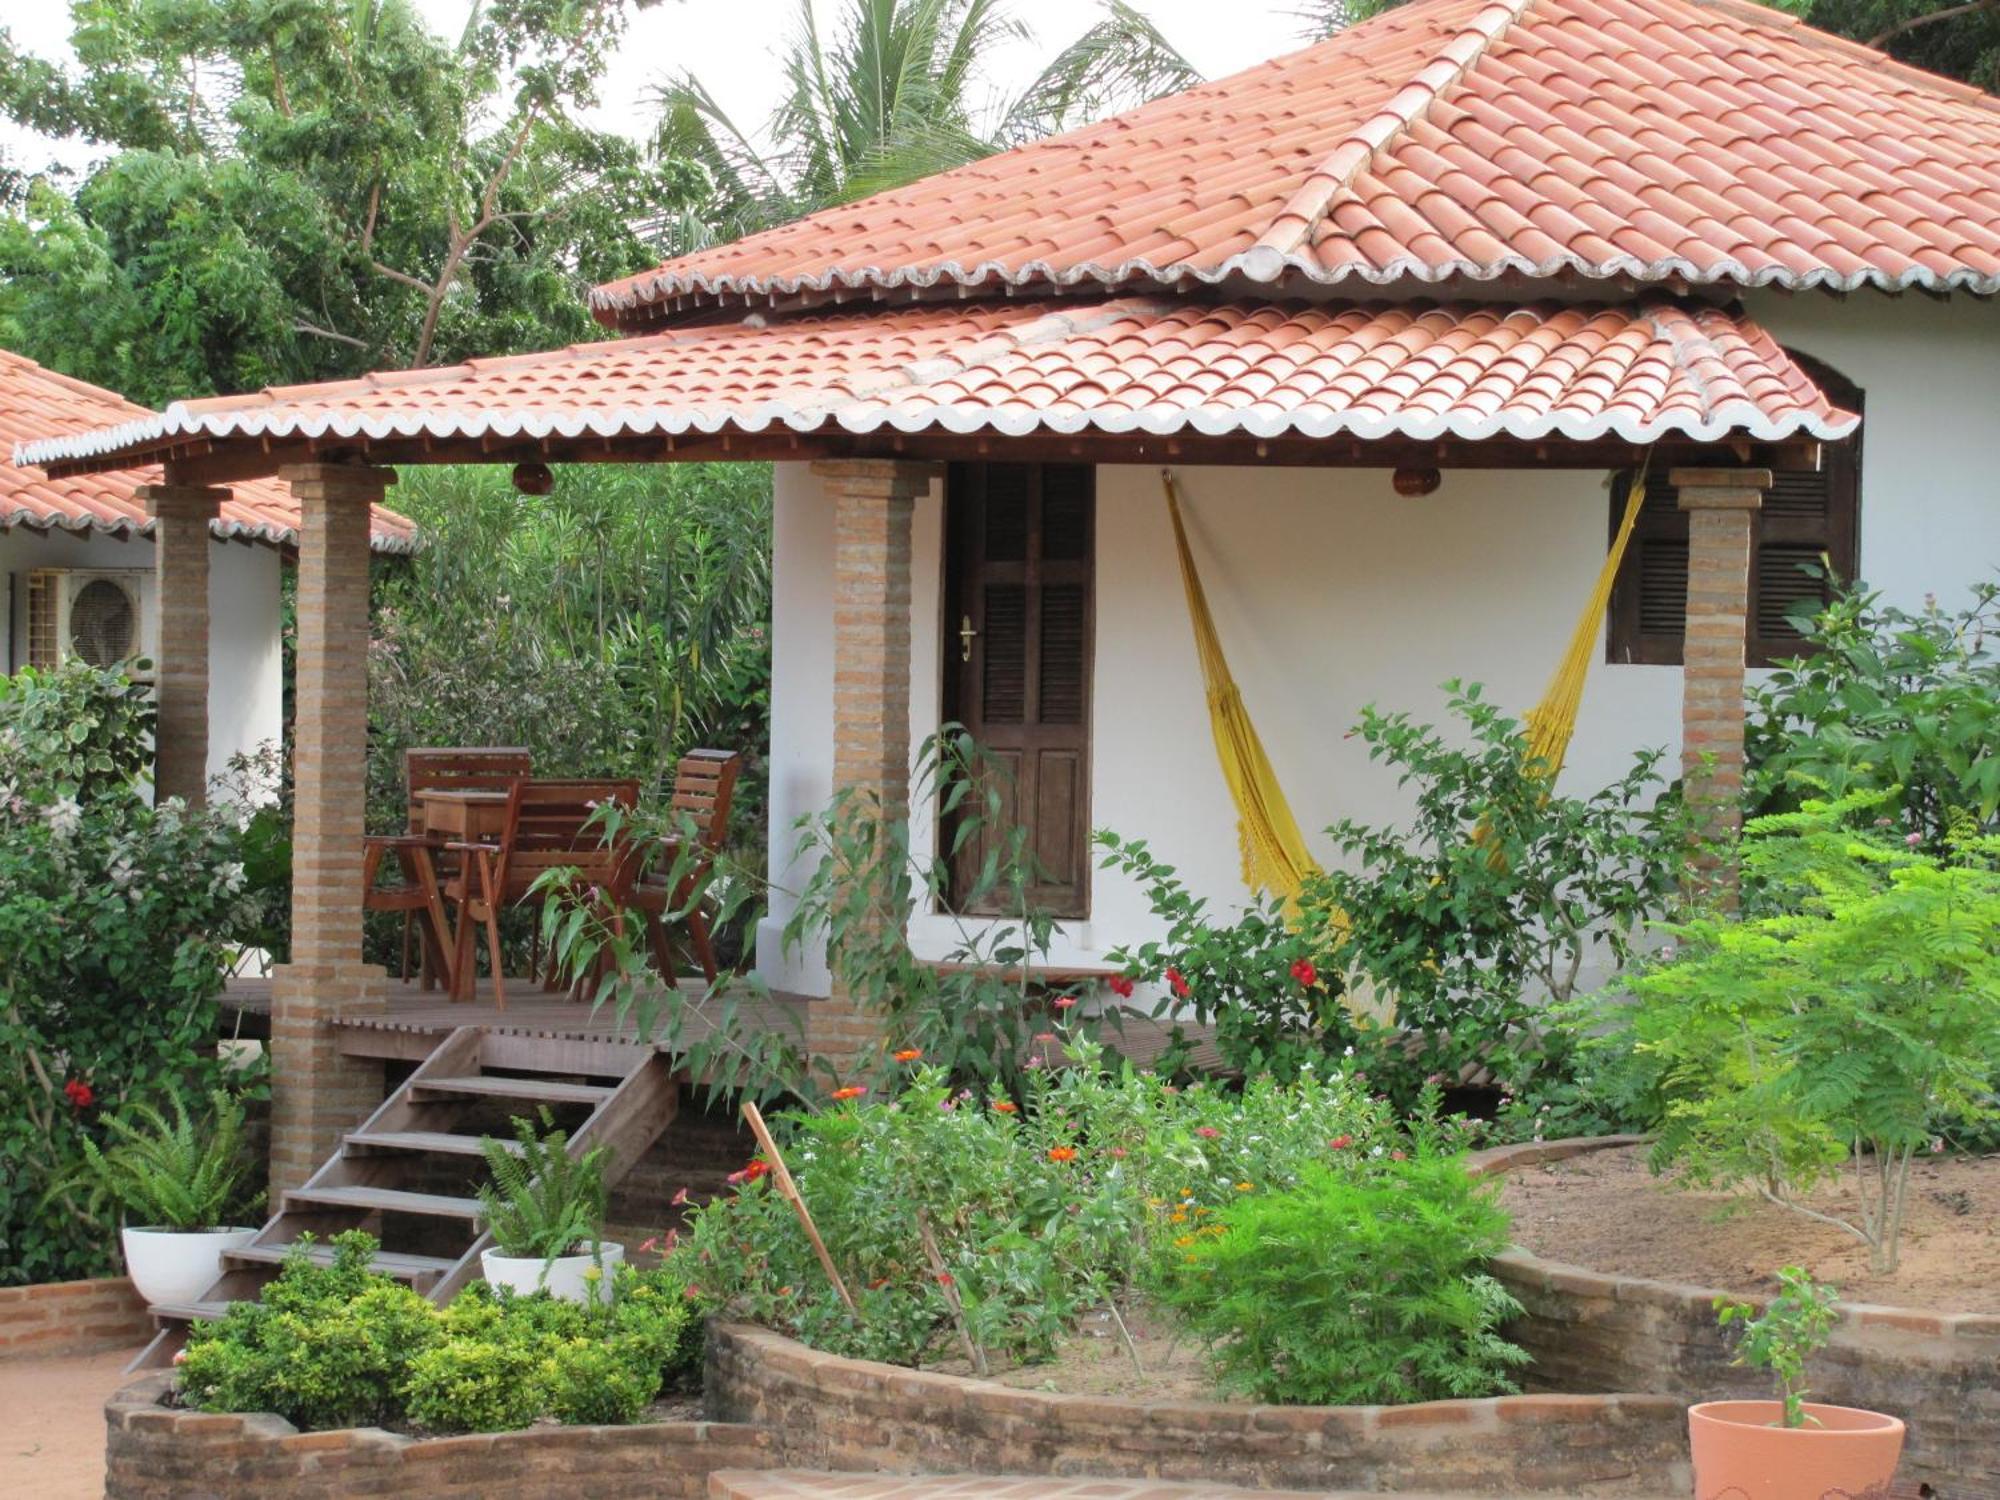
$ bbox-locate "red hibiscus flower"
[1165,968,1190,999]
[1290,959,1318,988]
[63,1079,94,1110]
[1107,975,1135,999]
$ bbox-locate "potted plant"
[68,1089,262,1306]
[1689,1267,1905,1500]
[477,1111,620,1304]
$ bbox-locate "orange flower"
[830,1085,868,1101]
[1047,1146,1077,1163]
[991,1099,1019,1114]
[892,1048,923,1063]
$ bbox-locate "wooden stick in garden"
[917,1208,988,1377]
[740,1100,859,1316]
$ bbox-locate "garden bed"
[1500,1143,2000,1312]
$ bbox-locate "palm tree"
[656,0,1200,241]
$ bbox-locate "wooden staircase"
[134,1026,678,1368]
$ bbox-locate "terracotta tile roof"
[592,0,2000,323]
[15,299,1856,473]
[1,349,417,552]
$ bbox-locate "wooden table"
[415,787,512,843]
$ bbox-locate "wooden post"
[740,1100,858,1315]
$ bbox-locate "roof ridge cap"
[1248,0,1538,267]
[1679,0,2000,116]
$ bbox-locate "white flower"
[44,796,82,839]
[219,862,247,894]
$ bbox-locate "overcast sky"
[2,0,1321,177]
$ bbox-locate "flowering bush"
[669,1040,1415,1374]
[0,660,264,1284]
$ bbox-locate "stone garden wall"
[705,1323,1690,1494]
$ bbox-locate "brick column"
[1674,467,1770,904]
[267,462,392,1194]
[138,483,226,805]
[811,459,933,1068]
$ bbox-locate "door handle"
[959,614,978,663]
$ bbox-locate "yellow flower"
[1168,1210,1187,1224]
[1173,1234,1195,1248]
[1235,1181,1253,1192]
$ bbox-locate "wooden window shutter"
[1607,353,1861,668]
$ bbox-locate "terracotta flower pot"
[1689,1400,1905,1500]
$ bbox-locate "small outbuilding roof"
[1,350,418,552]
[14,298,1855,476]
[593,0,2000,325]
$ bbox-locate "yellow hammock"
[1161,460,1652,908]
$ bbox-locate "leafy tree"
[658,0,1201,238]
[0,0,702,402]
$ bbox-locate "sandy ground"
[0,1345,138,1499]
[1501,1144,2000,1311]
[933,1299,1226,1401]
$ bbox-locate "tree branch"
[1868,0,1996,49]
[292,320,368,349]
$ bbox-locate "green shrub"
[1,659,267,1284]
[403,1336,546,1433]
[1621,794,2000,1272]
[1152,1151,1528,1406]
[182,1234,695,1432]
[546,1336,660,1425]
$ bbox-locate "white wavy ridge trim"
[18,395,1859,468]
[0,502,419,553]
[588,246,2000,314]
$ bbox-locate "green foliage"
[66,1088,260,1231]
[182,1232,694,1432]
[1748,577,2000,846]
[1310,683,1687,1101]
[0,660,266,1284]
[0,0,699,402]
[1096,834,1350,1079]
[477,1111,609,1262]
[660,0,1200,238]
[1152,1148,1528,1406]
[1716,1268,1841,1428]
[671,1042,1400,1374]
[1621,793,2000,1272]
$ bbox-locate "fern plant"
[478,1111,610,1262]
[69,1089,260,1230]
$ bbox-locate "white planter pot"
[121,1226,258,1307]
[480,1241,624,1305]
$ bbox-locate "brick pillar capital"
[810,457,939,498]
[136,481,229,518]
[1670,468,1771,510]
[277,461,395,504]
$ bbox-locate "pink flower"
[1195,1126,1219,1139]
[1033,1032,1057,1044]
[1053,995,1078,1010]
[1906,831,1924,847]
[1329,1134,1353,1150]
[671,1186,691,1207]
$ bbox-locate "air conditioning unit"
[24,569,157,679]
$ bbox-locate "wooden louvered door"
[943,462,1095,918]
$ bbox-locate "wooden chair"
[628,749,742,987]
[363,748,532,988]
[443,778,640,1009]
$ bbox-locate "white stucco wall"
[0,527,285,790]
[759,293,2000,996]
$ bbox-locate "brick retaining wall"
[0,1276,151,1359]
[104,1373,776,1500]
[705,1323,1691,1494]
[1475,1136,2000,1500]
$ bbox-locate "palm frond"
[1002,1,1203,145]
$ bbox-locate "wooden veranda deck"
[220,975,1220,1071]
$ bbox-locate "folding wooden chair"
[628,749,742,987]
[363,748,533,988]
[442,778,640,1009]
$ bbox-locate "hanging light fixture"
[511,461,555,496]
[1392,466,1441,498]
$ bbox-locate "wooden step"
[409,1074,615,1106]
[344,1129,521,1158]
[285,1185,485,1219]
[150,1300,232,1322]
[223,1243,458,1281]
